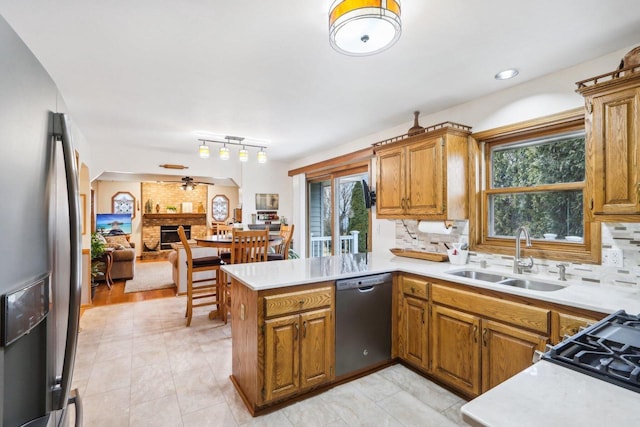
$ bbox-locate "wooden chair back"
[230,228,270,264]
[277,224,295,260]
[216,224,234,254]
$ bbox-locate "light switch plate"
[602,248,623,267]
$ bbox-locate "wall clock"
[112,191,136,219]
[211,194,229,222]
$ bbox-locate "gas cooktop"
[543,310,640,393]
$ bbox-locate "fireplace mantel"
[142,213,207,226]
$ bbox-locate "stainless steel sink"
[497,278,564,292]
[447,270,508,283]
[446,269,565,292]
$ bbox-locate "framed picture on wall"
[255,193,279,211]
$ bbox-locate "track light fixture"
[197,136,267,163]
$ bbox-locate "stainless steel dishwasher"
[335,272,392,377]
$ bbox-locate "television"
[96,213,132,235]
[255,193,279,211]
[362,180,376,208]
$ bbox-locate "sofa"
[168,242,218,294]
[100,235,136,281]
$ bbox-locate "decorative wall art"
[112,191,136,219]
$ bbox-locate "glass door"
[308,168,370,257]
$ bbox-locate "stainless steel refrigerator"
[1,17,83,427]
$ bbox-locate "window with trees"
[473,110,600,263]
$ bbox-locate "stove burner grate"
[543,310,640,393]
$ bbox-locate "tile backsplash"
[395,220,640,288]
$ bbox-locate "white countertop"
[461,361,640,427]
[222,251,640,314]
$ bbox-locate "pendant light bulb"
[239,146,249,162]
[199,141,210,158]
[219,144,230,160]
[257,148,267,163]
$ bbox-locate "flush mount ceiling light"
[494,68,519,80]
[329,0,402,56]
[198,141,210,158]
[197,136,268,163]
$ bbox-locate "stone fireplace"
[140,182,209,259]
[142,214,207,259]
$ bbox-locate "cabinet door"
[405,137,444,216]
[591,87,640,215]
[551,312,601,345]
[299,308,333,390]
[376,147,405,216]
[431,304,481,396]
[401,296,429,371]
[481,320,548,393]
[264,314,300,402]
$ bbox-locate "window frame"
[470,109,601,264]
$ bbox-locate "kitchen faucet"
[513,226,534,274]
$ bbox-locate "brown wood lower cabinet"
[263,308,333,402]
[231,280,334,414]
[402,296,429,370]
[431,304,481,396]
[481,319,548,392]
[430,304,548,397]
[397,274,430,371]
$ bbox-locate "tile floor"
[72,296,469,426]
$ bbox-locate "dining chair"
[222,228,270,323]
[177,226,223,326]
[216,223,234,263]
[267,224,294,261]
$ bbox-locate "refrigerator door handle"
[66,388,83,427]
[50,112,83,412]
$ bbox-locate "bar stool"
[177,226,223,326]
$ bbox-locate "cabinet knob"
[482,328,488,346]
[473,325,478,343]
[294,323,299,340]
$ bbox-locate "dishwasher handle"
[336,273,392,291]
[357,285,375,293]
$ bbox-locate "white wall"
[287,45,635,256]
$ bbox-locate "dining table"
[194,233,283,249]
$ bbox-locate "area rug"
[124,261,175,293]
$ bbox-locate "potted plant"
[90,232,106,296]
[166,205,177,213]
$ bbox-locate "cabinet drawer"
[264,287,333,317]
[431,284,549,334]
[400,276,429,300]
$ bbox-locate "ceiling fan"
[164,176,213,191]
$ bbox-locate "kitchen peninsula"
[222,252,640,417]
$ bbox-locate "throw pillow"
[105,235,131,249]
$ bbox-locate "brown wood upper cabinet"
[374,123,471,220]
[578,71,640,218]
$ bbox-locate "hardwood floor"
[90,258,176,307]
[91,279,177,306]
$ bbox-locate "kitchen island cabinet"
[231,280,334,414]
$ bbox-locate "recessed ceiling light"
[494,68,519,80]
